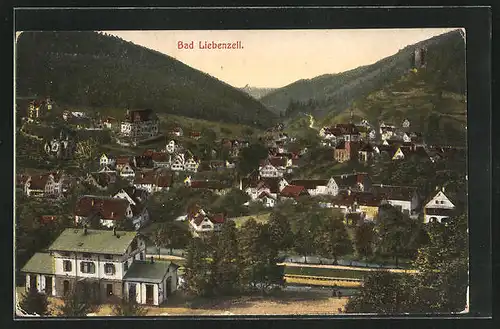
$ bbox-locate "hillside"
[15,31,277,129]
[319,30,466,146]
[260,30,466,120]
[240,85,276,99]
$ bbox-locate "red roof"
[75,196,129,221]
[209,213,225,224]
[280,185,308,198]
[40,215,58,224]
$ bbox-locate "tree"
[238,218,263,290]
[74,138,99,171]
[237,143,268,177]
[58,286,96,317]
[410,214,468,312]
[211,221,241,295]
[149,226,167,258]
[267,212,293,252]
[211,188,250,218]
[354,222,375,260]
[315,214,353,264]
[183,237,214,297]
[111,297,147,316]
[19,289,49,316]
[374,204,423,267]
[345,271,412,314]
[345,213,468,314]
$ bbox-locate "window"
[124,261,129,271]
[63,260,72,272]
[140,252,144,261]
[80,261,95,274]
[104,263,116,275]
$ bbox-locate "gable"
[425,191,455,209]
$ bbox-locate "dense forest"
[16,31,277,128]
[261,30,466,119]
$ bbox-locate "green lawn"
[230,212,271,228]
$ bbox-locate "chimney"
[113,227,117,236]
[150,256,154,264]
[442,186,445,193]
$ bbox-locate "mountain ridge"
[15,31,277,128]
[260,30,465,119]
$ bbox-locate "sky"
[105,28,458,89]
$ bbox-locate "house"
[170,153,199,172]
[184,176,232,196]
[371,184,421,217]
[120,109,159,140]
[115,156,132,171]
[21,228,178,306]
[334,141,360,163]
[332,123,361,142]
[113,187,150,228]
[151,152,171,168]
[119,163,136,179]
[74,196,133,228]
[358,143,376,163]
[289,178,339,196]
[169,127,184,137]
[280,185,309,201]
[39,215,58,225]
[368,129,377,141]
[333,172,371,192]
[44,129,76,160]
[259,163,282,178]
[423,188,456,224]
[334,190,382,221]
[259,157,290,177]
[99,154,116,168]
[85,172,117,191]
[392,145,430,161]
[256,191,277,208]
[243,177,287,201]
[379,122,396,141]
[187,205,225,236]
[24,172,68,198]
[189,131,202,140]
[165,140,182,154]
[133,170,173,194]
[133,155,154,169]
[103,117,117,129]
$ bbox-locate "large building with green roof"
[20,228,178,306]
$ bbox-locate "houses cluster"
[241,170,456,224]
[319,120,464,164]
[16,171,73,199]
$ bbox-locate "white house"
[120,109,159,140]
[371,184,421,218]
[24,172,68,198]
[424,189,456,223]
[21,229,178,306]
[289,177,339,196]
[119,164,136,179]
[187,206,225,236]
[165,140,182,154]
[99,154,116,168]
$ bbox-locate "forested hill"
[260,30,466,119]
[16,31,277,128]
